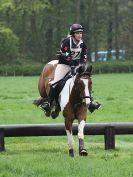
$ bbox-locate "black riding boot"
[41,86,55,112]
[88,101,101,113]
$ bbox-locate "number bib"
[71,48,82,60]
[69,37,83,61]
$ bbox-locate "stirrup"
[40,102,51,112]
[88,102,101,113]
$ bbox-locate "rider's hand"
[65,56,72,61]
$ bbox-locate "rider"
[41,23,101,113]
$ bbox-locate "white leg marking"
[78,120,86,139]
[66,130,74,149]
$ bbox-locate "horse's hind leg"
[78,120,88,156]
[65,119,74,157]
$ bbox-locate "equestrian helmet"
[69,24,84,35]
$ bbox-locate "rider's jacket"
[58,36,87,66]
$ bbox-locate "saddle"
[43,71,72,118]
[52,64,92,98]
[51,71,72,99]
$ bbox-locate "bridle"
[75,67,92,101]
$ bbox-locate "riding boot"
[41,86,56,112]
[88,101,101,113]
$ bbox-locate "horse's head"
[71,64,92,108]
[76,64,92,91]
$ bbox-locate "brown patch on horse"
[63,75,88,124]
[38,63,57,98]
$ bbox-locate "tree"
[0,24,19,64]
[106,0,113,60]
[0,0,132,63]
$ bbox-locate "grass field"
[0,74,133,177]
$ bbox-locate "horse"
[33,60,92,157]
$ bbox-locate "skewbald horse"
[34,60,92,157]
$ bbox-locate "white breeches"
[50,64,71,85]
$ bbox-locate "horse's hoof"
[69,149,74,157]
[79,149,88,156]
[51,111,59,119]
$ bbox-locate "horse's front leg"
[65,119,74,157]
[78,119,88,156]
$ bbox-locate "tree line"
[0,0,133,65]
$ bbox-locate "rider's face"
[73,32,83,41]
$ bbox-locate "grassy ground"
[0,74,133,177]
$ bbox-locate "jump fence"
[0,122,133,152]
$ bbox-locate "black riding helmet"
[69,24,84,35]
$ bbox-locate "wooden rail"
[0,122,133,152]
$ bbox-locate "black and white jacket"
[58,36,87,66]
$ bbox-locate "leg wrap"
[78,120,85,139]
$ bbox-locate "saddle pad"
[59,77,74,111]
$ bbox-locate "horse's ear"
[85,65,92,76]
[77,65,86,74]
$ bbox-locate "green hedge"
[0,60,133,76]
[0,63,44,76]
[92,60,133,74]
